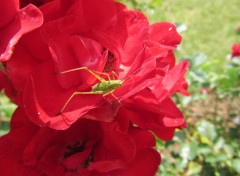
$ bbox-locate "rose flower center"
[62,141,96,172]
[103,48,117,73]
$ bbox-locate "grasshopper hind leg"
[57,91,121,115]
[58,91,104,114]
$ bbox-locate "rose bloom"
[117,60,189,141]
[0,108,160,176]
[0,0,43,61]
[231,43,240,58]
[4,0,189,131]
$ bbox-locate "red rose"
[115,60,189,141]
[5,0,187,130]
[231,43,240,58]
[0,0,43,61]
[0,1,189,174]
[0,107,160,176]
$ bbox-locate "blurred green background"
[1,0,240,175]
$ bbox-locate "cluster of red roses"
[0,0,189,175]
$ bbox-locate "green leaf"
[186,162,202,175]
[213,137,225,150]
[0,93,17,118]
[232,158,240,174]
[197,120,217,140]
[190,53,208,67]
[223,144,234,158]
[197,144,212,155]
[159,161,178,175]
[173,130,186,141]
[231,57,240,66]
[205,153,228,163]
[0,121,10,136]
[180,142,198,160]
[189,70,207,83]
[200,136,213,145]
[176,158,188,170]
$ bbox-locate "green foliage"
[0,120,10,136]
[0,92,16,136]
[185,52,240,99]
[157,117,240,176]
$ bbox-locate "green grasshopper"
[57,67,123,113]
[57,54,159,113]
